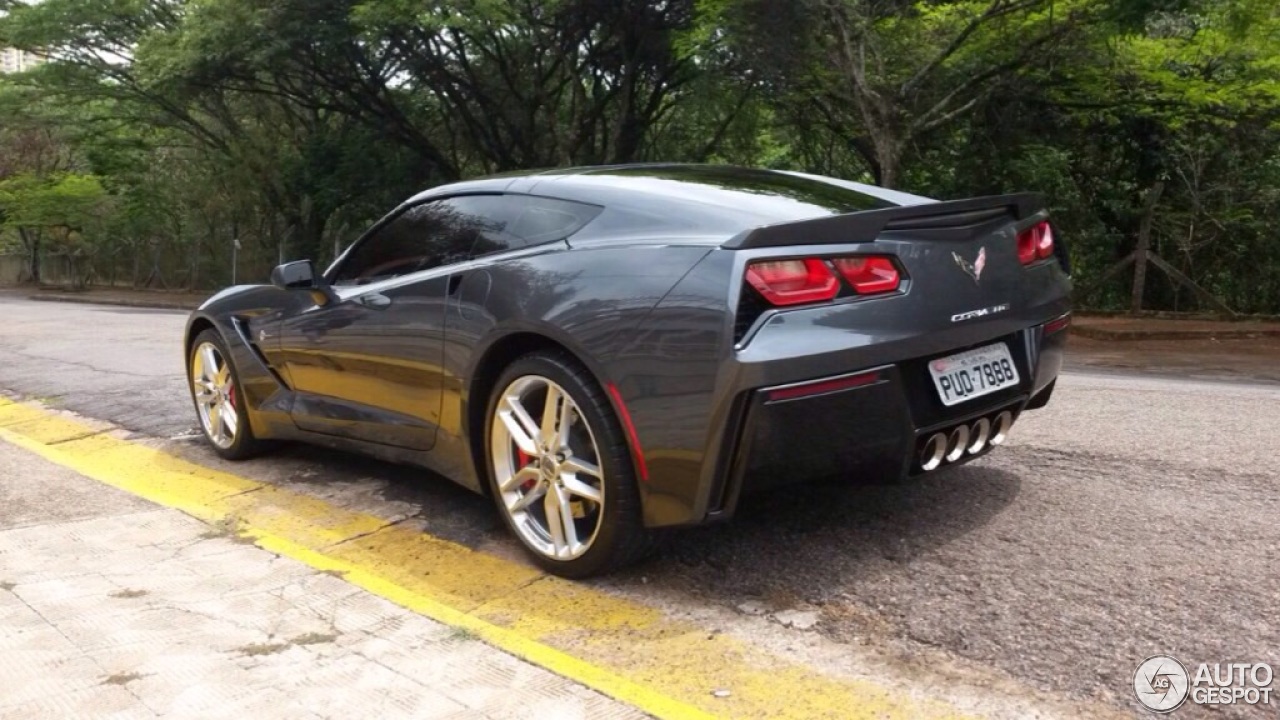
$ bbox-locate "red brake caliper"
[516,448,536,490]
[227,382,237,410]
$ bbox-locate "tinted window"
[500,195,602,250]
[332,194,601,285]
[332,196,510,286]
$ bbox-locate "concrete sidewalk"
[0,441,646,720]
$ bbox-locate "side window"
[502,196,602,252]
[449,194,603,262]
[331,196,510,286]
[331,194,602,285]
[331,204,432,286]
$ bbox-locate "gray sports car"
[184,164,1071,577]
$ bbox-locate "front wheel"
[485,351,650,578]
[188,329,267,460]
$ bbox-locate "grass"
[291,632,338,646]
[27,394,62,408]
[234,631,339,657]
[446,626,479,643]
[235,641,290,657]
[199,514,257,544]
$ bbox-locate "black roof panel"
[408,164,910,242]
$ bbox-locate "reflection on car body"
[183,164,1070,577]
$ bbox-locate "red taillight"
[745,258,839,306]
[1017,221,1054,265]
[1043,312,1071,335]
[833,256,901,294]
[767,370,883,402]
[1036,223,1055,259]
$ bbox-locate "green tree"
[0,173,113,287]
[697,0,1107,187]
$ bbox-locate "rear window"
[505,196,602,247]
[463,194,603,261]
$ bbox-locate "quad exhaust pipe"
[920,432,947,472]
[989,411,1013,447]
[917,410,1016,472]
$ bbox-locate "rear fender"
[448,244,713,497]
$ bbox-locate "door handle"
[447,275,463,296]
[355,293,392,309]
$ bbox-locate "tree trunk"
[1130,182,1164,314]
[878,155,900,189]
[860,129,903,189]
[285,203,329,264]
[609,54,641,163]
[69,256,83,290]
[191,231,203,291]
[18,227,40,284]
[874,139,903,189]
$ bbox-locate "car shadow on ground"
[237,440,1021,609]
[610,464,1023,606]
[164,439,507,549]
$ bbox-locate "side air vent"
[231,316,291,389]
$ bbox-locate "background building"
[1,47,42,74]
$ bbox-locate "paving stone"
[0,441,650,720]
[0,647,105,711]
[0,685,155,720]
[0,593,50,637]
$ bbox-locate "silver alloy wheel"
[490,375,606,561]
[191,341,238,449]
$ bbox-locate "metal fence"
[0,254,76,286]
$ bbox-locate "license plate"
[928,343,1020,407]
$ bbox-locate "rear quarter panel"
[439,243,714,492]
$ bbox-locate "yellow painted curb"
[0,401,976,720]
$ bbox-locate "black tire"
[187,328,269,461]
[483,350,652,578]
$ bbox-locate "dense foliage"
[0,0,1276,312]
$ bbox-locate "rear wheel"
[485,351,650,578]
[188,329,266,460]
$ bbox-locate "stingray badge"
[953,247,987,284]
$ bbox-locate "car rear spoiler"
[722,193,1046,249]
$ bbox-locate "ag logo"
[952,247,987,284]
[1135,655,1190,713]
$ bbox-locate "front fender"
[183,285,300,438]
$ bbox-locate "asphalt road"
[1,293,1277,718]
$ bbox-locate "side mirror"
[271,260,317,290]
[270,260,337,306]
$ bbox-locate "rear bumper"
[621,244,1073,528]
[704,319,1068,521]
